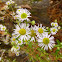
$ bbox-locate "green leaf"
[28,42,32,48]
[55,49,60,55]
[13,59,16,62]
[56,39,60,45]
[37,48,41,51]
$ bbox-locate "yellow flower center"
[21,13,27,19]
[13,38,16,41]
[8,2,10,5]
[52,23,54,26]
[43,38,49,44]
[53,29,56,32]
[2,27,5,30]
[18,10,20,12]
[55,24,57,26]
[38,28,43,34]
[30,30,36,37]
[19,28,26,35]
[1,17,3,19]
[16,46,19,49]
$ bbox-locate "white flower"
[11,46,17,52]
[6,0,15,5]
[14,15,19,19]
[13,23,31,42]
[17,39,23,45]
[11,36,16,42]
[54,23,58,27]
[3,5,9,10]
[1,26,6,31]
[0,25,6,31]
[51,22,54,26]
[58,26,61,29]
[50,27,58,35]
[6,1,11,5]
[30,27,37,42]
[38,33,55,50]
[11,1,15,4]
[0,17,4,20]
[16,51,20,56]
[51,22,58,27]
[31,24,46,38]
[16,8,31,22]
[11,36,23,45]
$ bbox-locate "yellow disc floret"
[30,30,36,37]
[38,28,43,34]
[21,13,27,19]
[43,38,49,44]
[55,24,57,26]
[12,38,16,41]
[53,29,56,32]
[19,28,26,35]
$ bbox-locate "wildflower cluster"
[50,20,61,35]
[6,0,15,5]
[10,7,61,56]
[0,0,62,62]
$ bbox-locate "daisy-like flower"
[15,51,20,56]
[11,36,17,45]
[0,17,4,20]
[31,24,46,38]
[13,23,31,42]
[30,29,36,42]
[3,5,9,10]
[51,22,58,27]
[6,1,11,5]
[1,25,6,31]
[11,45,20,56]
[6,0,15,5]
[11,46,17,52]
[17,39,23,45]
[54,23,58,27]
[11,36,16,42]
[58,26,61,29]
[16,8,31,22]
[10,0,15,4]
[11,36,23,46]
[14,15,19,19]
[38,33,55,50]
[51,22,54,26]
[50,27,58,35]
